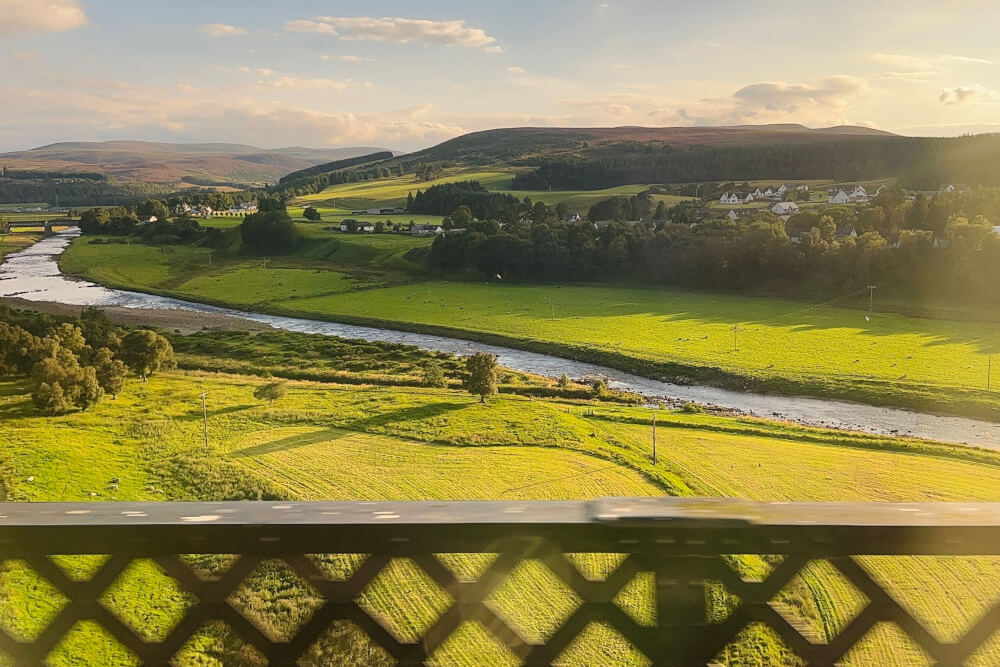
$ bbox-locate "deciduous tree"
[120,330,175,380]
[463,352,499,403]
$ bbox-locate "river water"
[3,228,1000,448]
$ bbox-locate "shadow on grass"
[341,401,469,432]
[229,427,352,458]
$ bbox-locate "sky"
[1,0,999,152]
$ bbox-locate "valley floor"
[5,370,1000,664]
[59,231,1000,421]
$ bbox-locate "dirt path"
[0,297,270,334]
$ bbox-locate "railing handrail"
[5,498,1000,555]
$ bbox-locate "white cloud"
[730,76,868,111]
[198,23,247,37]
[259,76,354,91]
[875,70,937,82]
[285,16,500,50]
[939,84,997,105]
[285,19,337,34]
[939,54,993,65]
[506,66,525,74]
[321,54,376,62]
[0,0,86,36]
[562,76,871,128]
[869,52,992,79]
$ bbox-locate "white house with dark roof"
[770,202,800,216]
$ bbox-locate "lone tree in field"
[120,330,175,380]
[93,348,127,399]
[254,381,288,405]
[421,360,448,388]
[463,352,500,404]
[303,207,321,221]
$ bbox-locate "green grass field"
[290,171,693,217]
[60,232,1000,418]
[293,171,516,211]
[60,230,433,306]
[277,282,1000,419]
[5,370,1000,664]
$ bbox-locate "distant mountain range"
[0,141,398,187]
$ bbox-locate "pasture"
[59,230,1000,417]
[282,281,1000,418]
[291,171,693,217]
[5,370,1000,664]
[60,230,433,305]
[293,171,516,211]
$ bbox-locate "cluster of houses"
[827,184,886,204]
[726,201,801,221]
[171,202,259,218]
[334,220,447,236]
[718,183,809,205]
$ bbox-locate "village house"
[340,220,374,233]
[139,216,157,224]
[172,203,192,216]
[827,185,869,204]
[411,223,444,236]
[836,225,859,239]
[770,202,800,216]
[718,192,741,205]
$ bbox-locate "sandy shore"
[0,297,270,334]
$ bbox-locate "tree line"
[511,135,1000,191]
[428,188,1000,304]
[407,181,520,219]
[0,306,175,414]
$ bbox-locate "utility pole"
[651,412,657,465]
[198,392,209,448]
[866,285,877,314]
[733,324,739,352]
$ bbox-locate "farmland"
[60,230,432,306]
[5,367,1000,664]
[289,170,693,218]
[60,231,1000,419]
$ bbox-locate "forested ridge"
[511,135,1000,190]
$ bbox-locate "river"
[3,228,1000,448]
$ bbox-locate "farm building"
[411,223,444,236]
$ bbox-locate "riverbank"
[0,296,269,334]
[5,230,1000,445]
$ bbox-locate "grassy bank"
[0,232,43,261]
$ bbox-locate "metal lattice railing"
[3,498,1000,665]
